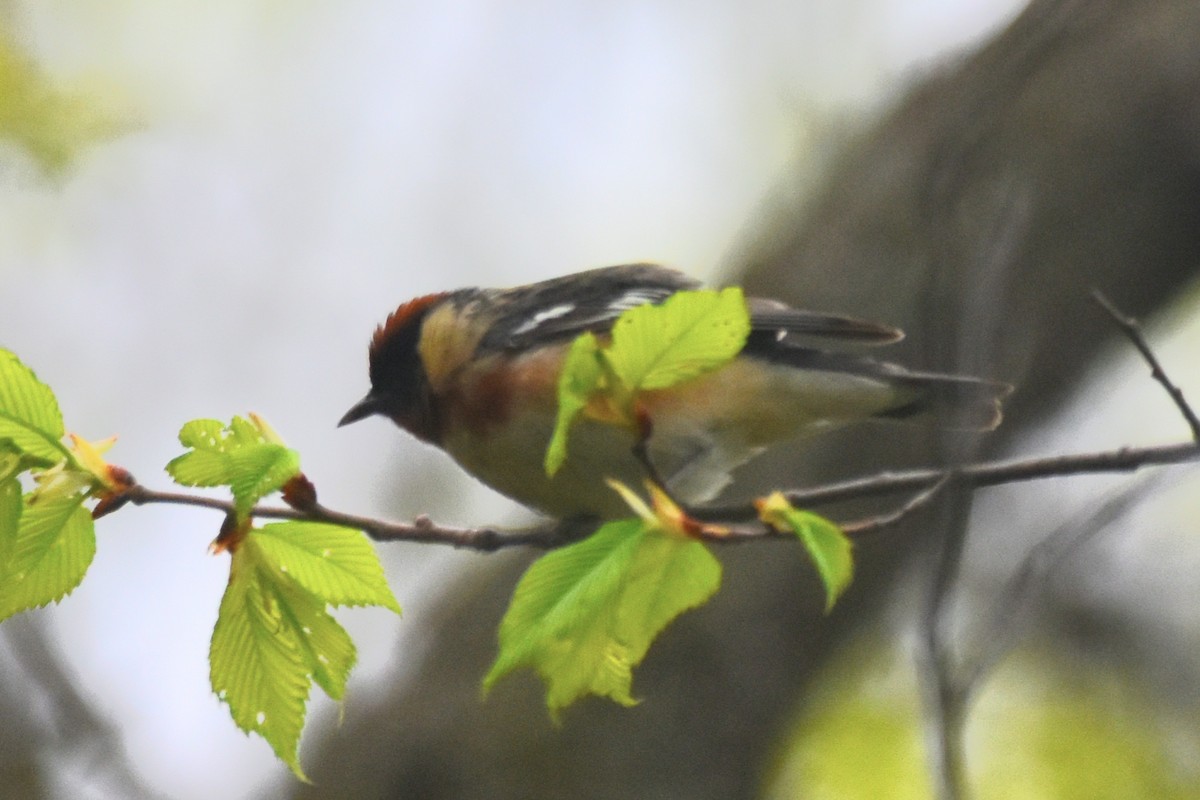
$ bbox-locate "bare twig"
[696,440,1200,521]
[841,475,952,536]
[1092,289,1200,440]
[916,473,974,800]
[948,293,1197,701]
[699,470,951,542]
[908,292,1198,800]
[124,485,566,550]
[121,438,1200,552]
[959,472,1170,698]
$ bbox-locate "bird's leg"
[627,411,729,538]
[630,402,666,488]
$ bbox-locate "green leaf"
[0,443,23,483]
[282,580,357,702]
[0,477,21,563]
[542,288,751,476]
[792,512,853,612]
[167,417,301,519]
[0,487,95,621]
[544,332,605,476]
[210,546,312,779]
[606,286,750,391]
[483,519,722,717]
[758,493,853,612]
[210,531,363,780]
[0,349,69,467]
[251,522,401,613]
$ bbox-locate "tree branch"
[841,474,952,536]
[1091,288,1200,440]
[123,485,567,550]
[907,292,1197,800]
[958,472,1170,698]
[119,438,1200,551]
[697,440,1200,521]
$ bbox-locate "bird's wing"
[746,298,903,344]
[483,263,701,350]
[483,263,903,352]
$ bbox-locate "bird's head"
[339,293,449,443]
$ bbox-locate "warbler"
[339,264,1009,520]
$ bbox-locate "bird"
[339,263,1009,520]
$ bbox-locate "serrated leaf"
[167,419,246,487]
[543,289,750,476]
[606,287,750,392]
[544,332,605,477]
[210,546,312,779]
[210,531,363,780]
[167,417,301,519]
[757,492,853,612]
[484,519,722,717]
[0,489,94,621]
[177,419,227,453]
[282,580,356,701]
[0,349,69,466]
[252,522,401,613]
[227,449,302,519]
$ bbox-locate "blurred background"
[2,1,1199,798]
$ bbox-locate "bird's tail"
[746,341,1012,432]
[882,371,1012,431]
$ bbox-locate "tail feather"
[743,339,1012,432]
[882,372,1012,431]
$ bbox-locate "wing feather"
[480,263,903,353]
[482,264,700,350]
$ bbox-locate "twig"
[122,438,1200,552]
[841,474,952,536]
[696,441,1200,521]
[916,473,974,800]
[958,472,1170,698]
[952,294,1199,699]
[909,293,1197,800]
[1091,289,1200,440]
[124,485,566,551]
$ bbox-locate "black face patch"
[365,296,443,442]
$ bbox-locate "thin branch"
[951,293,1200,699]
[697,440,1200,521]
[958,472,1170,698]
[841,474,952,536]
[121,438,1200,552]
[916,473,974,800]
[911,292,1196,800]
[124,485,565,551]
[1091,288,1200,440]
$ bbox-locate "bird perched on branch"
[340,264,1009,520]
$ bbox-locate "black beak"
[339,392,382,427]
